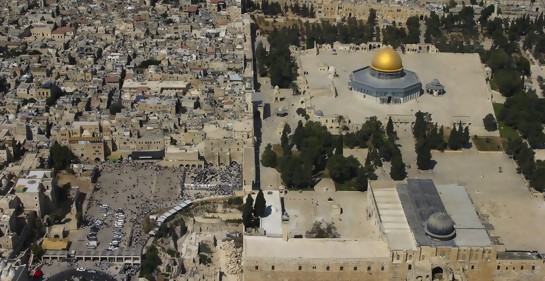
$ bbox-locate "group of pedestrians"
[181,162,243,196]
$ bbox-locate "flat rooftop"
[244,236,390,260]
[283,191,377,239]
[497,251,542,260]
[14,178,41,193]
[397,179,491,247]
[259,190,283,237]
[370,184,416,251]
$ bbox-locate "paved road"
[47,269,118,281]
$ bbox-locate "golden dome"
[370,48,403,72]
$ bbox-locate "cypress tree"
[355,167,368,192]
[254,190,267,218]
[463,126,470,147]
[390,146,406,180]
[416,138,433,170]
[448,126,459,150]
[292,120,305,150]
[280,123,292,155]
[386,116,395,138]
[438,125,446,150]
[242,194,255,228]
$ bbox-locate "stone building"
[13,170,57,217]
[350,48,422,104]
[242,180,545,281]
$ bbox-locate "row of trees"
[262,120,376,190]
[506,138,545,191]
[412,112,471,170]
[289,3,315,18]
[498,92,545,148]
[256,28,299,88]
[344,117,407,181]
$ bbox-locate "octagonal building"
[349,48,422,104]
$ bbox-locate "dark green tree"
[256,41,267,77]
[386,116,395,139]
[390,145,406,180]
[326,154,359,183]
[448,125,460,150]
[416,138,433,170]
[463,126,471,147]
[292,120,305,150]
[254,190,267,218]
[354,167,368,192]
[49,142,76,170]
[483,113,498,131]
[280,123,292,155]
[242,194,255,228]
[261,144,277,168]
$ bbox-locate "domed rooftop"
[424,211,456,240]
[370,48,403,73]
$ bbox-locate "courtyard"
[300,49,498,136]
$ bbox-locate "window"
[497,266,500,270]
[521,266,524,270]
[271,266,275,271]
[340,266,344,271]
[353,267,358,271]
[298,266,302,271]
[312,266,316,270]
[532,266,536,270]
[255,266,258,270]
[381,266,384,271]
[326,266,330,271]
[408,265,412,270]
[471,265,475,270]
[367,266,371,271]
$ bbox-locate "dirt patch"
[56,173,91,193]
[472,136,504,151]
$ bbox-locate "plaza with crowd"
[181,161,243,197]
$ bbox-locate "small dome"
[7,114,15,121]
[314,110,324,117]
[425,212,456,240]
[370,48,403,72]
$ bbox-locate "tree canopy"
[49,143,76,171]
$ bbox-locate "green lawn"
[334,181,356,191]
[489,79,499,91]
[492,103,520,141]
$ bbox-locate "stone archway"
[432,266,444,280]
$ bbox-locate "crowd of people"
[181,162,243,196]
[80,160,243,259]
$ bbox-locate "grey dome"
[424,212,456,240]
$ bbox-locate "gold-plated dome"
[370,48,403,72]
